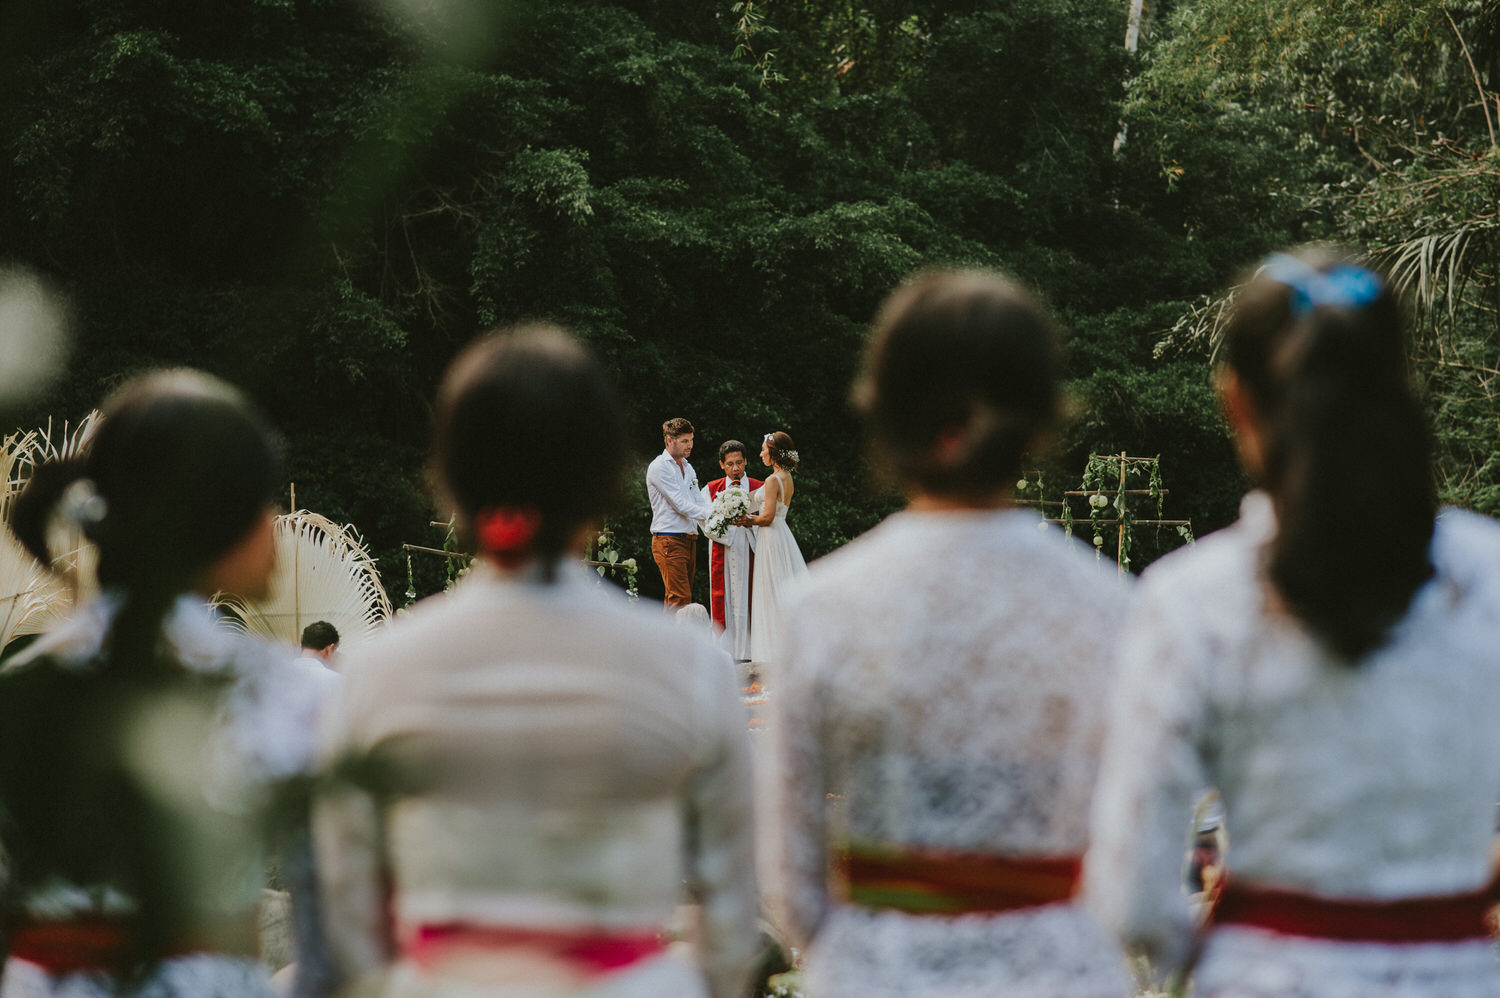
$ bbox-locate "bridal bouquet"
[705,488,752,538]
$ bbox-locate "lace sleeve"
[1085,573,1212,981]
[761,605,830,949]
[683,647,760,998]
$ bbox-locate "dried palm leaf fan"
[34,413,103,605]
[0,429,71,650]
[211,510,392,655]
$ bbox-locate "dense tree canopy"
[3,0,1497,600]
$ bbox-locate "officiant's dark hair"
[854,269,1059,498]
[435,324,627,575]
[718,440,747,463]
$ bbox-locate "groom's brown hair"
[662,417,694,440]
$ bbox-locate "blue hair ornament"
[1259,253,1383,317]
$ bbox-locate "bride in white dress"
[746,431,808,668]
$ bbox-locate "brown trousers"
[651,534,697,609]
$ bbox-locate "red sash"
[834,841,1080,916]
[1214,880,1497,943]
[8,913,257,973]
[407,923,665,975]
[9,917,136,973]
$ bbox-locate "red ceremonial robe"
[705,476,762,632]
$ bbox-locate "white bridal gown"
[747,474,808,669]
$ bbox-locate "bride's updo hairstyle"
[11,370,282,673]
[434,324,627,574]
[1222,247,1433,660]
[853,269,1060,499]
[764,431,799,471]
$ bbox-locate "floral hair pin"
[475,507,541,566]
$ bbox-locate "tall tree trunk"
[1113,0,1146,154]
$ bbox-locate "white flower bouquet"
[705,487,752,538]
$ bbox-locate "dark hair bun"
[435,325,628,566]
[854,270,1059,497]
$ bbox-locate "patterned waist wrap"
[1214,880,1498,943]
[833,840,1081,916]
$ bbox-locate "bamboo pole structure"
[1061,489,1169,497]
[402,543,468,559]
[1116,452,1127,573]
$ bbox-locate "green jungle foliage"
[3,0,1498,600]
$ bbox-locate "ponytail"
[1226,252,1434,660]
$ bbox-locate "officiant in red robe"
[702,440,762,664]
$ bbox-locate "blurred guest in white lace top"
[0,371,309,998]
[317,326,758,998]
[763,270,1133,998]
[1088,248,1500,998]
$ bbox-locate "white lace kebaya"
[317,562,759,998]
[763,508,1134,998]
[1088,492,1500,998]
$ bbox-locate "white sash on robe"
[704,480,756,662]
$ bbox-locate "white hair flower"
[60,478,108,529]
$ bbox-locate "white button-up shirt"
[646,448,710,534]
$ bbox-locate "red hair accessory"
[475,507,541,564]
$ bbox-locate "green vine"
[589,527,639,599]
[1081,454,1116,557]
[1075,453,1190,569]
[439,518,473,590]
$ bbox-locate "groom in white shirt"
[646,417,711,609]
[701,440,763,663]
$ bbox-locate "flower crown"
[764,433,800,465]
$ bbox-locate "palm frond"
[0,421,94,649]
[1153,287,1242,363]
[1376,223,1495,320]
[0,429,40,523]
[211,510,393,654]
[0,530,70,648]
[32,412,100,463]
[31,413,102,604]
